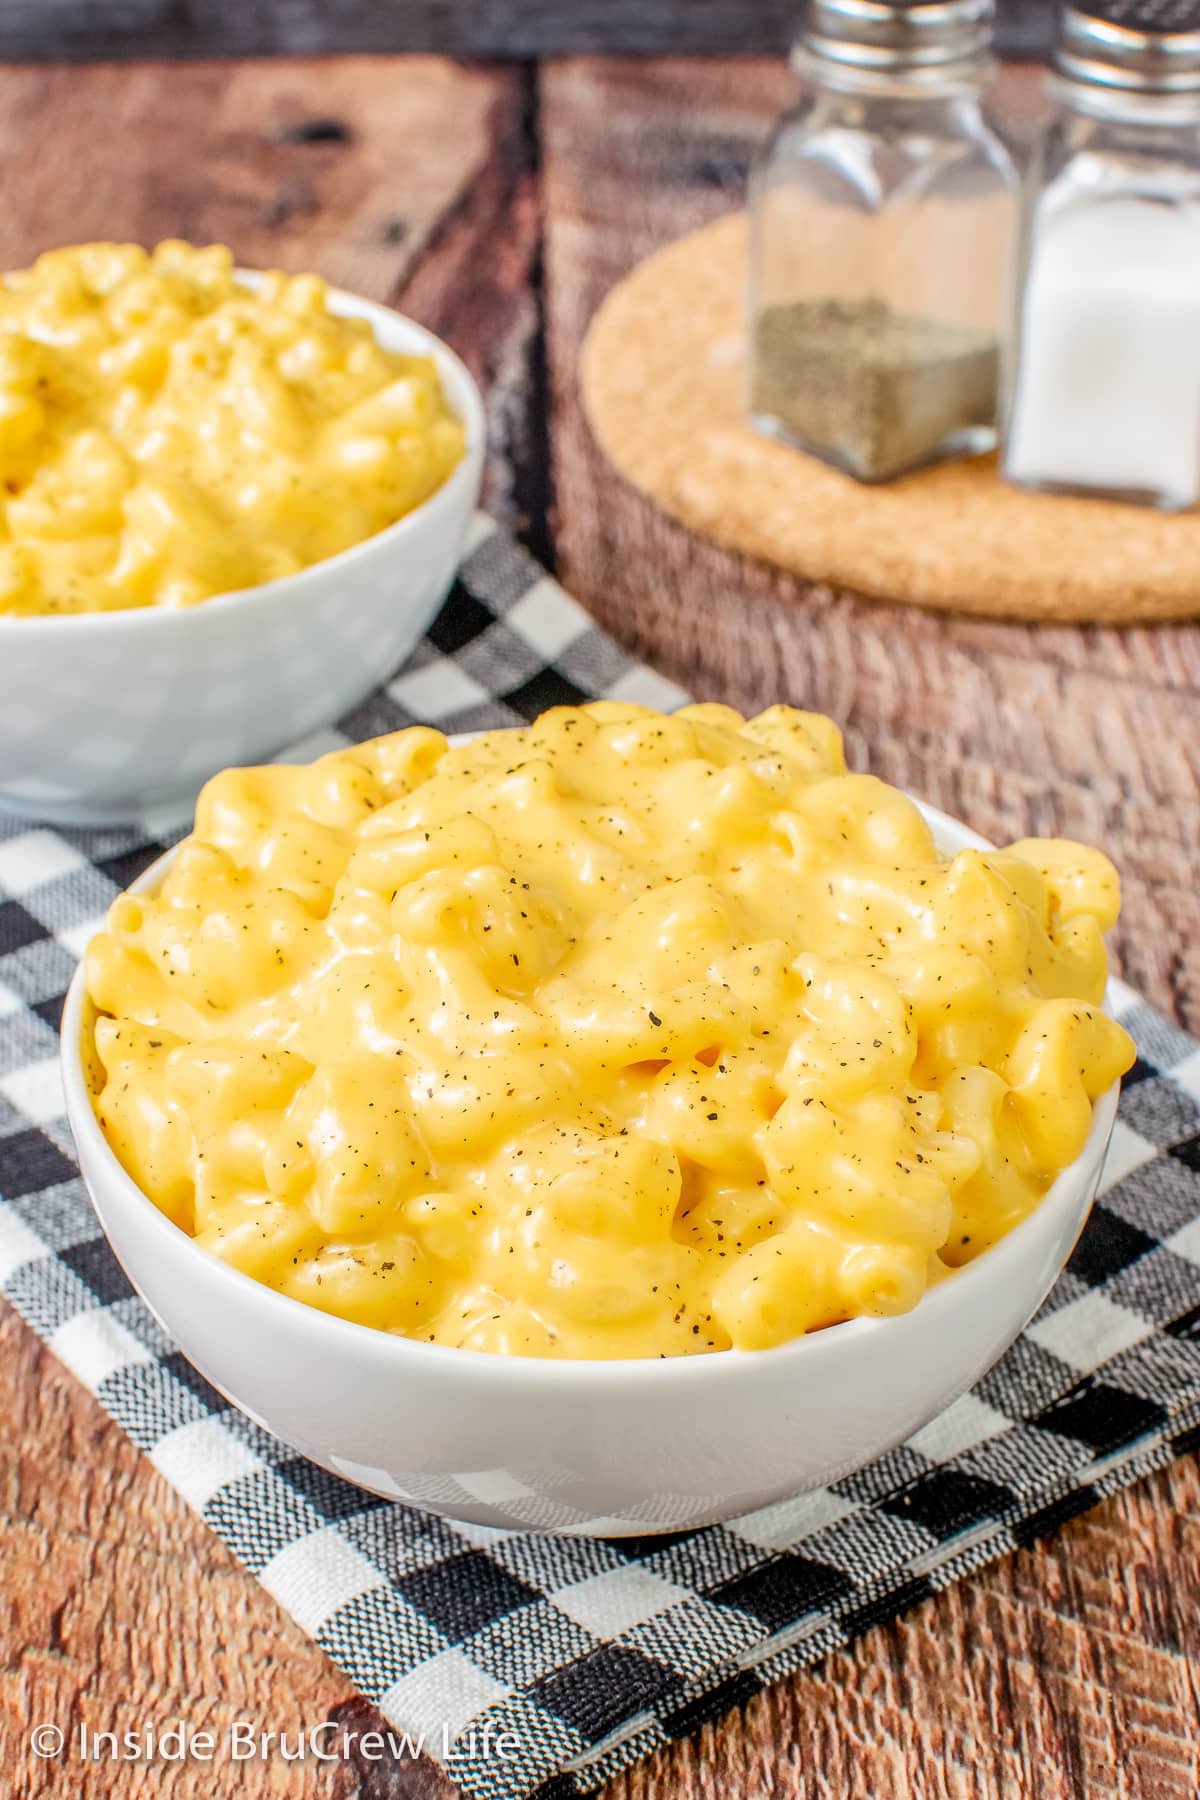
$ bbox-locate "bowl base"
[0,783,200,833]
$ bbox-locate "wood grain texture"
[1,46,1199,1800]
[0,58,508,305]
[0,1304,361,1799]
[0,0,1053,62]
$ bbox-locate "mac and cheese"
[0,241,465,615]
[85,704,1134,1357]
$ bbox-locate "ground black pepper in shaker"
[749,0,1017,483]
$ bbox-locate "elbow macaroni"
[85,704,1135,1358]
[0,241,465,614]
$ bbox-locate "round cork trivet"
[581,213,1200,623]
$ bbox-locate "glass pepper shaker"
[1003,2,1200,509]
[748,0,1018,483]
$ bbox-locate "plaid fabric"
[2,512,1200,1800]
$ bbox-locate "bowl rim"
[60,786,1122,1386]
[0,279,487,636]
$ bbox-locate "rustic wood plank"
[0,1,1052,63]
[394,66,551,552]
[0,57,507,306]
[0,1304,360,1799]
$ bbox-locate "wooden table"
[2,54,1199,1800]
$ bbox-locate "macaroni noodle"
[85,704,1134,1357]
[0,241,465,614]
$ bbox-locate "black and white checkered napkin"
[2,514,1200,1800]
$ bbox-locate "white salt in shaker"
[1004,1,1200,509]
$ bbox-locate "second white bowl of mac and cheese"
[63,704,1133,1532]
[0,242,484,824]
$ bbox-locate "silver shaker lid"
[1056,1,1200,94]
[793,0,995,83]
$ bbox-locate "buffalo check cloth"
[2,513,1200,1800]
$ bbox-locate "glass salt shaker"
[1003,2,1200,509]
[748,0,1018,484]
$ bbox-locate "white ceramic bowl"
[61,801,1119,1536]
[0,286,485,827]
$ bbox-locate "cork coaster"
[580,213,1200,624]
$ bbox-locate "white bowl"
[61,801,1119,1535]
[0,287,485,826]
